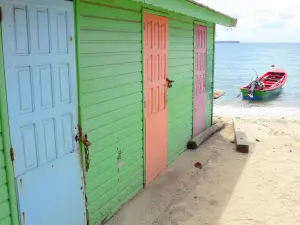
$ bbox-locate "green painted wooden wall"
[75,0,144,224]
[168,18,194,163]
[0,23,17,225]
[75,1,216,223]
[78,0,218,224]
[0,121,11,225]
[205,23,215,128]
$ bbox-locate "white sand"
[106,115,300,225]
[214,104,300,120]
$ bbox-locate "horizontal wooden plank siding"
[76,0,217,223]
[76,0,144,224]
[0,22,12,225]
[0,135,11,224]
[205,23,215,128]
[168,18,194,163]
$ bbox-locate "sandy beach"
[106,110,300,225]
[214,104,300,120]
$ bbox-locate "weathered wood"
[233,119,249,153]
[235,131,249,153]
[187,122,225,150]
[214,89,224,99]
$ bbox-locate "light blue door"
[1,0,86,224]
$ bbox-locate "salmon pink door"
[144,13,168,185]
[193,25,207,136]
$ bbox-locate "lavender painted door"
[1,0,86,224]
[193,25,207,136]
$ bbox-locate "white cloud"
[196,0,300,42]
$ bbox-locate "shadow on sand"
[105,122,254,225]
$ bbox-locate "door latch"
[166,78,174,88]
[75,126,92,172]
[75,133,91,147]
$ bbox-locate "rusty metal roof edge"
[188,0,238,27]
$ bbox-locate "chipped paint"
[75,124,89,225]
[19,179,23,189]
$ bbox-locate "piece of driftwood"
[187,122,225,150]
[233,119,249,153]
[235,131,249,153]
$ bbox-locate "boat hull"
[240,68,287,101]
[241,87,282,100]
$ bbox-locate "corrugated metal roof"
[187,0,238,26]
[133,0,237,27]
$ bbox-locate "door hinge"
[10,147,14,162]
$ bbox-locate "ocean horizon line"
[216,41,300,44]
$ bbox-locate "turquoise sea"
[214,43,300,118]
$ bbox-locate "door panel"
[193,25,207,136]
[15,153,84,225]
[144,13,168,185]
[205,26,215,128]
[1,0,86,224]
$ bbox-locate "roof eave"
[187,0,238,27]
[133,0,238,27]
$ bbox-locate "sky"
[196,0,300,42]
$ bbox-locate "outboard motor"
[248,76,261,99]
